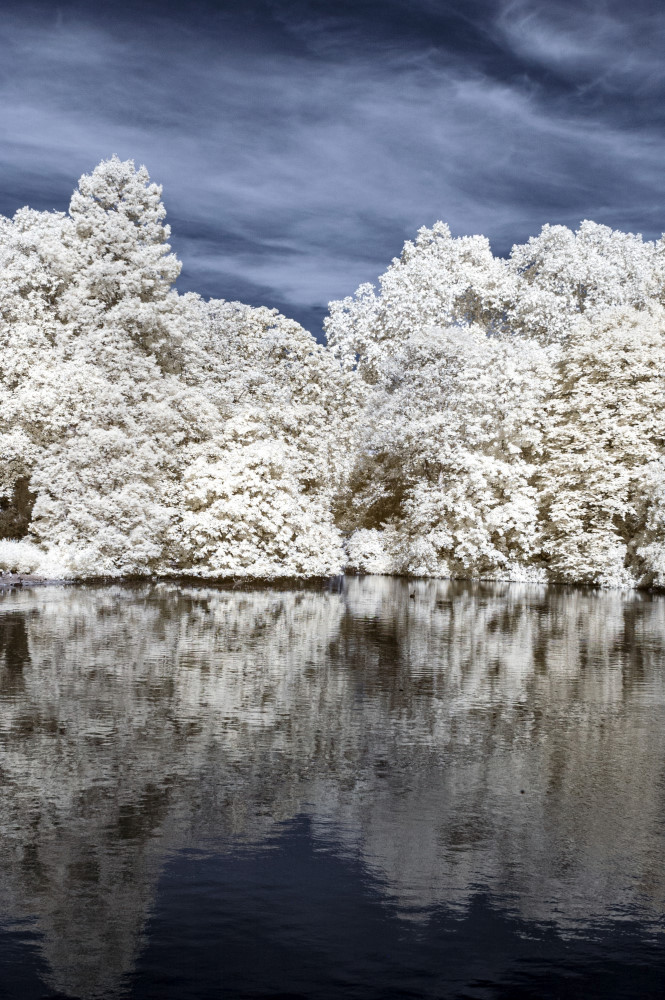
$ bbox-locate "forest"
[1,156,665,588]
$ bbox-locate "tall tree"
[0,158,353,579]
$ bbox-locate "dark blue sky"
[2,0,664,335]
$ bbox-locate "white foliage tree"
[167,298,359,578]
[328,220,665,586]
[538,304,665,588]
[326,222,516,380]
[506,220,665,344]
[3,158,665,588]
[342,325,551,580]
[0,158,354,579]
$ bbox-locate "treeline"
[1,157,665,587]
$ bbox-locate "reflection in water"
[0,578,664,998]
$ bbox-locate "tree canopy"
[0,157,355,579]
[2,157,665,587]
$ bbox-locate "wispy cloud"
[1,1,664,335]
[496,0,665,94]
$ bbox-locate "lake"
[0,577,664,999]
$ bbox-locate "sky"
[1,0,664,337]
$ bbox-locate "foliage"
[2,158,665,587]
[327,221,665,587]
[538,304,665,587]
[0,158,353,578]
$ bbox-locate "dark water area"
[0,577,664,1000]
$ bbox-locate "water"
[0,577,664,999]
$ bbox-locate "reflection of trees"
[0,584,345,998]
[0,578,664,996]
[332,580,665,924]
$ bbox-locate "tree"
[0,158,354,579]
[328,219,665,586]
[325,222,515,380]
[4,161,665,587]
[538,304,665,587]
[342,324,550,580]
[167,298,359,578]
[506,220,665,344]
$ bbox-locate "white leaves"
[537,304,665,586]
[3,159,665,588]
[0,158,352,580]
[333,219,665,588]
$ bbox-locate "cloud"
[0,1,664,335]
[496,0,665,94]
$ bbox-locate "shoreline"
[0,572,341,593]
[0,573,51,589]
[1,570,663,595]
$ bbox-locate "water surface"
[0,577,664,998]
